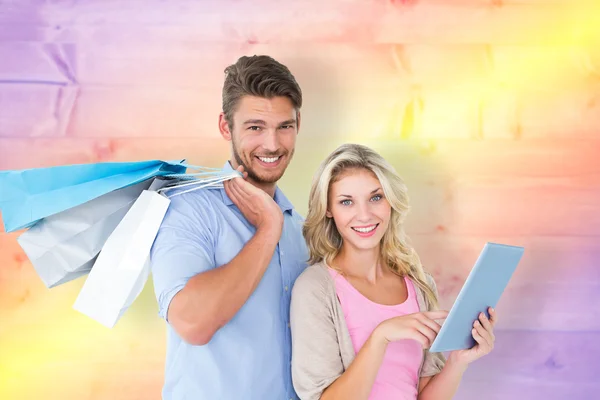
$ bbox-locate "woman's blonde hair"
[303,143,439,309]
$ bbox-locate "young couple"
[150,55,497,400]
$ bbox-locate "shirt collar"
[219,161,294,214]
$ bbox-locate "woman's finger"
[474,321,493,349]
[415,313,443,335]
[472,328,484,349]
[479,312,494,337]
[414,322,440,347]
[488,307,498,326]
[410,328,434,349]
[422,311,449,320]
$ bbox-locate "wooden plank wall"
[1,0,599,399]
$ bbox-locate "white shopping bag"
[72,182,170,328]
[72,171,240,328]
[17,179,155,288]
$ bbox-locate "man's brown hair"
[222,55,302,128]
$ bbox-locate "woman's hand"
[447,307,497,367]
[373,310,449,349]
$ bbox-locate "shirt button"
[284,286,288,291]
[287,322,290,328]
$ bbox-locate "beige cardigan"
[290,262,446,400]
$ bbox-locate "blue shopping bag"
[0,159,187,233]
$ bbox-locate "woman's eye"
[340,199,352,206]
[371,194,382,201]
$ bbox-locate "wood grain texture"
[2,230,599,332]
[0,234,600,332]
[365,139,600,178]
[3,136,598,169]
[3,329,596,399]
[0,83,78,137]
[463,330,600,382]
[410,235,600,285]
[75,43,490,90]
[2,1,597,44]
[4,80,597,140]
[517,83,600,138]
[0,1,598,398]
[404,184,600,236]
[0,138,230,171]
[2,39,597,140]
[3,137,598,178]
[456,330,600,399]
[67,41,600,90]
[68,86,223,138]
[0,42,75,83]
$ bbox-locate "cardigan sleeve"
[290,266,345,400]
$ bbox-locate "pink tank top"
[328,268,423,400]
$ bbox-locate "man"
[150,55,309,399]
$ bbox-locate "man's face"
[221,95,299,185]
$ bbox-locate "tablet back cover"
[430,242,525,352]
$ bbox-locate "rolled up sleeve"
[150,194,216,322]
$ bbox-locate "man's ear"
[219,113,232,141]
[296,110,301,132]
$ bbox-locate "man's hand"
[223,166,284,232]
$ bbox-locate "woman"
[290,144,497,400]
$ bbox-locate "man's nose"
[262,129,280,153]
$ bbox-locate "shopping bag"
[0,159,187,232]
[16,178,156,288]
[72,183,171,328]
[71,169,241,327]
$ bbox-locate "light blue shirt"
[150,161,309,400]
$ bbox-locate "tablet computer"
[429,242,525,353]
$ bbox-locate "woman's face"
[327,168,392,252]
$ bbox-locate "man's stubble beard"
[231,139,294,185]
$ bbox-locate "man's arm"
[166,173,284,345]
[168,222,281,345]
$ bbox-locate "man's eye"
[248,126,261,131]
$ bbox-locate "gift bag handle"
[157,171,241,198]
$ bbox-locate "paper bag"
[17,179,155,288]
[72,184,170,328]
[0,159,186,232]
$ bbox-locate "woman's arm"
[320,329,388,400]
[319,311,448,400]
[417,357,468,400]
[417,308,498,400]
[290,267,448,400]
